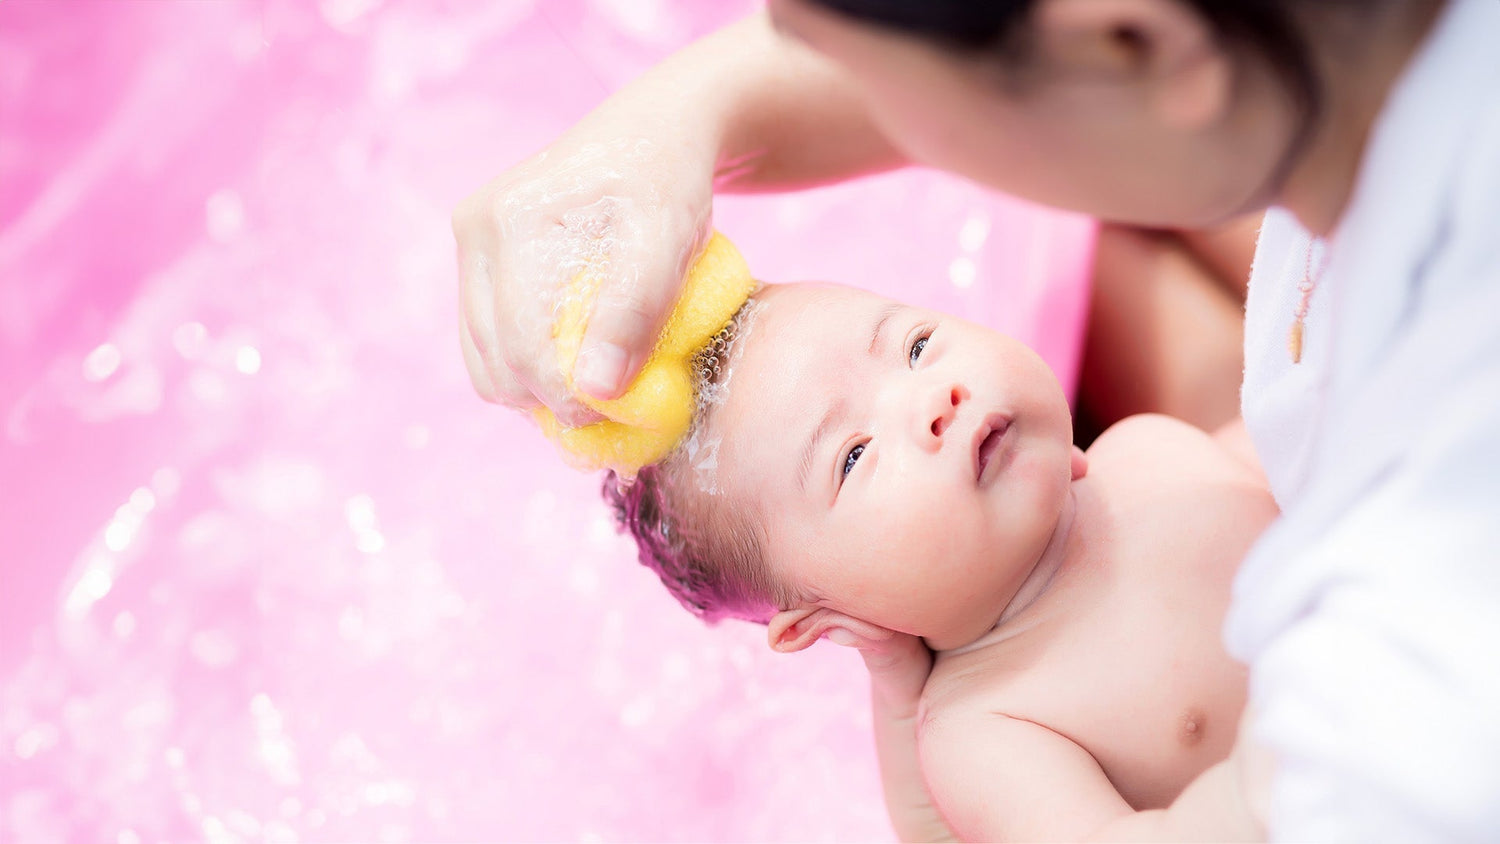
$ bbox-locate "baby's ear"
[767,606,893,653]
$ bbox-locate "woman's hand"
[452,122,714,426]
[829,628,957,842]
[452,12,906,425]
[836,627,932,719]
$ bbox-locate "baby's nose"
[920,384,967,444]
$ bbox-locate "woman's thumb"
[573,242,696,400]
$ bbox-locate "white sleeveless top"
[1228,0,1500,839]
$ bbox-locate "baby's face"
[710,283,1076,648]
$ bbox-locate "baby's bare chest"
[925,467,1275,808]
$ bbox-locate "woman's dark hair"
[810,0,1039,50]
[808,0,1323,129]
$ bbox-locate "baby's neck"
[934,480,1093,657]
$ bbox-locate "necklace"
[1288,237,1327,364]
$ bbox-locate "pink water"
[0,2,1093,841]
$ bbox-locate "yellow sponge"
[534,232,756,474]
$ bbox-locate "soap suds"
[678,294,762,496]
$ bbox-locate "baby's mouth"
[973,415,1011,484]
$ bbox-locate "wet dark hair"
[599,295,789,625]
[808,0,1323,133]
[602,464,778,625]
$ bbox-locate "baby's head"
[605,282,1084,652]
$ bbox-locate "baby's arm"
[919,709,1261,842]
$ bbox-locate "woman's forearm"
[579,12,909,193]
[872,693,958,843]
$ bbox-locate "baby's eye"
[841,443,866,482]
[909,333,931,367]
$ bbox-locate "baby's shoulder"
[919,655,1016,733]
[1086,413,1262,488]
[922,630,1045,726]
[1088,412,1207,454]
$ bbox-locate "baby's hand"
[452,119,714,426]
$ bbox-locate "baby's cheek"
[872,504,976,567]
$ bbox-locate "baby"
[603,281,1278,841]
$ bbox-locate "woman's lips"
[973,415,1011,483]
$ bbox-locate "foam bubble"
[677,295,762,496]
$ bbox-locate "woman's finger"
[459,310,500,404]
[504,339,607,429]
[457,247,531,406]
[573,200,710,400]
[858,634,933,709]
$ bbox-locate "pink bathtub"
[0,1,1093,841]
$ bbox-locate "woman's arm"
[1078,224,1250,438]
[677,12,911,191]
[551,10,909,194]
[453,11,908,413]
[858,635,957,842]
[800,619,955,842]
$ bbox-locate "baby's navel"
[1178,708,1206,747]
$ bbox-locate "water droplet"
[173,322,209,359]
[12,723,58,759]
[65,558,115,618]
[403,425,430,449]
[235,345,261,375]
[345,495,378,531]
[113,611,136,638]
[151,467,181,501]
[949,256,977,289]
[83,343,122,382]
[189,629,239,667]
[205,189,246,243]
[129,486,157,513]
[959,213,991,252]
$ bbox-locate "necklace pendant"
[1289,236,1325,365]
